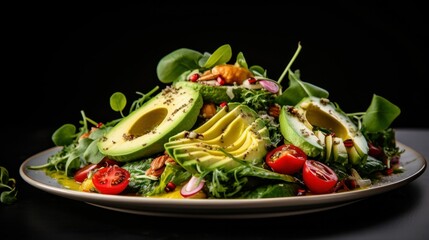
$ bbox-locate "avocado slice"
[332,137,348,165]
[164,104,270,174]
[325,133,333,161]
[279,96,368,165]
[97,85,203,162]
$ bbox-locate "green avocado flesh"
[164,104,270,174]
[173,81,244,104]
[279,96,368,166]
[97,85,203,162]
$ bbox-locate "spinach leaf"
[235,51,248,69]
[362,94,401,132]
[354,156,386,178]
[237,183,300,199]
[202,44,232,68]
[249,65,267,77]
[275,70,329,106]
[51,124,77,146]
[156,48,203,83]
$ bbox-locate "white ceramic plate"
[20,142,426,219]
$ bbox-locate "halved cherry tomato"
[303,160,338,194]
[265,144,307,175]
[74,163,98,183]
[73,157,120,183]
[92,165,130,195]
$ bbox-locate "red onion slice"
[259,80,280,93]
[180,176,205,197]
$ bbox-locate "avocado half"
[279,96,368,166]
[97,85,203,162]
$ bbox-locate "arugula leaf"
[146,163,191,196]
[121,159,158,195]
[129,86,159,114]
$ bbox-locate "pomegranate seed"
[385,168,394,175]
[368,142,383,158]
[189,73,200,82]
[165,182,176,192]
[217,76,225,85]
[343,139,354,148]
[248,78,257,84]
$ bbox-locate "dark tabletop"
[1,128,428,240]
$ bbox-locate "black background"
[8,2,428,131]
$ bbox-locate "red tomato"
[74,163,98,183]
[303,160,338,194]
[265,144,307,175]
[73,157,120,183]
[92,165,130,195]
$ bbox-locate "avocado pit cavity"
[126,108,167,138]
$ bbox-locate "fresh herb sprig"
[0,166,18,204]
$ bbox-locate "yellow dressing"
[46,170,81,191]
[150,185,206,199]
[44,169,206,199]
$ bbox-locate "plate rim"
[19,141,427,218]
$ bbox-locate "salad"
[28,43,404,199]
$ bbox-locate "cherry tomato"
[303,160,338,194]
[92,165,130,195]
[74,163,98,183]
[73,157,120,183]
[265,144,307,175]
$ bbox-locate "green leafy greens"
[1,166,18,204]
